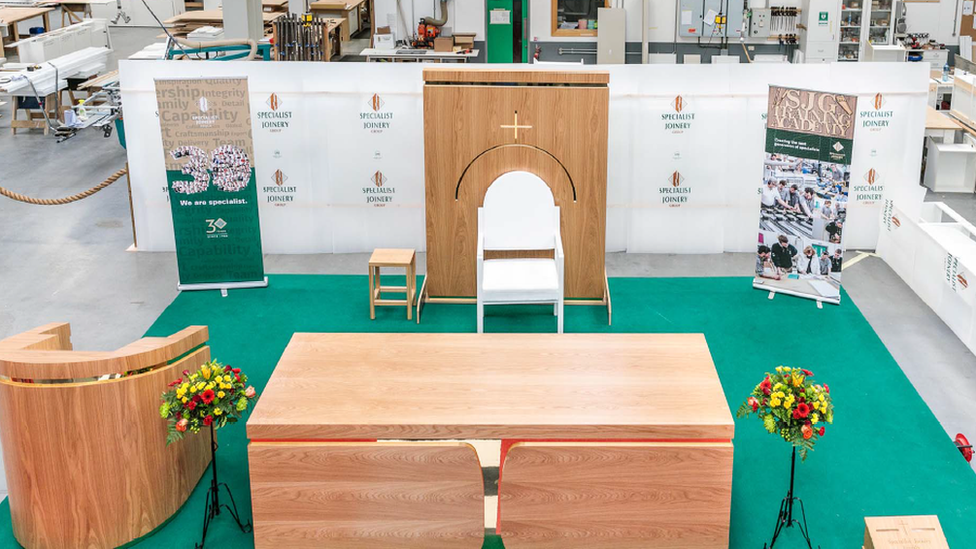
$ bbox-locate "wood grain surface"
[247,333,734,441]
[0,324,211,549]
[249,442,485,548]
[423,68,609,85]
[0,325,208,380]
[423,71,608,299]
[499,442,733,548]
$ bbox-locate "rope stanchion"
[0,167,128,206]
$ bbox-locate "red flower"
[801,424,813,440]
[168,377,183,387]
[176,418,188,432]
[801,369,814,376]
[759,377,772,395]
[182,369,190,377]
[823,383,829,394]
[201,389,216,404]
[748,397,759,412]
[193,394,202,403]
[225,365,233,372]
[232,368,241,374]
[187,401,197,411]
[203,415,214,426]
[795,402,811,419]
[818,426,825,437]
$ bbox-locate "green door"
[487,0,528,63]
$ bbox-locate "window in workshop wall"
[552,0,611,37]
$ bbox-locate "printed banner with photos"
[754,86,857,304]
[155,77,266,288]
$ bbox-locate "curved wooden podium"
[0,323,212,549]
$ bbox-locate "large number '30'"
[169,145,252,195]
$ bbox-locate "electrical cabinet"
[799,0,841,63]
[678,0,746,39]
[749,8,771,38]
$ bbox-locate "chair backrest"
[481,171,558,251]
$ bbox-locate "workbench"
[361,47,479,63]
[0,6,53,50]
[44,0,112,26]
[309,0,371,42]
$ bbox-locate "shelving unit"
[838,0,897,61]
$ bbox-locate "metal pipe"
[422,0,448,27]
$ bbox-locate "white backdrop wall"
[120,61,928,254]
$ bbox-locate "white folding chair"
[477,171,564,333]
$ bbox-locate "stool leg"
[369,265,376,320]
[406,264,414,320]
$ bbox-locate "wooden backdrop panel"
[498,442,733,548]
[249,441,485,549]
[424,75,609,299]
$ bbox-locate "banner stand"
[178,277,269,297]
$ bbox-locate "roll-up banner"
[155,77,267,292]
[754,86,857,305]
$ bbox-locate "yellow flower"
[774,383,785,391]
[206,382,215,391]
[202,368,211,380]
[783,395,795,410]
[218,391,226,399]
[770,397,782,407]
[819,394,825,402]
[811,413,819,425]
[214,408,222,416]
[181,397,188,403]
[813,401,820,412]
[792,375,804,387]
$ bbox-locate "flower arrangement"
[160,359,257,444]
[736,366,834,460]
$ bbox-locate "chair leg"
[557,299,564,334]
[477,300,484,334]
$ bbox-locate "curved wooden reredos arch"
[0,323,211,549]
[423,68,609,300]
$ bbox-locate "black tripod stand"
[764,447,817,549]
[196,424,252,549]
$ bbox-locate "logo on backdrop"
[662,95,695,133]
[256,93,293,132]
[199,97,209,113]
[361,93,394,134]
[850,167,885,203]
[882,199,900,232]
[945,252,971,294]
[363,169,395,206]
[660,170,691,207]
[860,92,894,131]
[262,169,297,206]
[205,217,227,238]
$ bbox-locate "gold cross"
[500,110,532,142]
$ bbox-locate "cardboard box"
[434,36,454,53]
[864,516,949,549]
[453,32,475,47]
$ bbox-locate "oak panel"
[247,333,734,441]
[0,324,211,549]
[423,68,609,85]
[423,72,608,299]
[249,442,485,549]
[499,443,734,548]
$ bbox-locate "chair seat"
[482,258,560,302]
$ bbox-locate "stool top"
[369,248,415,266]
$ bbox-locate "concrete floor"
[1,25,975,501]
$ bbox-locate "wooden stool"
[368,248,416,320]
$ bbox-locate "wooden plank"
[864,515,949,549]
[247,333,734,441]
[0,7,55,25]
[423,78,608,299]
[164,9,282,24]
[499,442,733,548]
[249,442,484,549]
[926,106,962,131]
[0,327,211,549]
[423,68,609,85]
[369,248,415,266]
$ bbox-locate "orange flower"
[245,386,256,398]
[801,424,813,440]
[176,418,188,432]
[747,397,759,412]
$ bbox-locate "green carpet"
[2,274,975,548]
